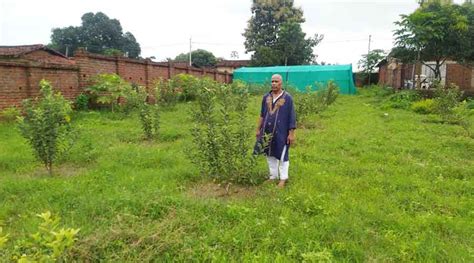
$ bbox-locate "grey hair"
[271,74,282,80]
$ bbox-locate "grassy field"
[0,89,473,262]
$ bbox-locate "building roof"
[0,44,67,58]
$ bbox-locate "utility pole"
[65,45,69,57]
[189,37,192,67]
[367,34,372,85]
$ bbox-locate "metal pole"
[367,35,371,85]
[189,37,192,66]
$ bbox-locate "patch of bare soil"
[187,182,260,200]
[30,164,87,177]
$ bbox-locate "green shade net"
[233,65,356,94]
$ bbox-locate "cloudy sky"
[0,0,466,70]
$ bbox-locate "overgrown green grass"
[0,90,473,261]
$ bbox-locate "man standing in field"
[256,74,296,188]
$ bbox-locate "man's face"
[271,76,282,93]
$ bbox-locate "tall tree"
[358,49,386,74]
[243,0,322,66]
[49,12,141,58]
[277,22,323,65]
[418,0,453,7]
[456,2,474,63]
[174,49,217,68]
[394,2,470,81]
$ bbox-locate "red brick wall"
[0,61,79,110]
[73,51,232,89]
[0,50,233,110]
[0,65,29,109]
[24,50,75,65]
[28,68,80,99]
[446,63,473,93]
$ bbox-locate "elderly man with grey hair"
[256,74,296,188]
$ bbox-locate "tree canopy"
[243,0,323,66]
[174,49,217,68]
[358,49,386,74]
[49,12,141,58]
[393,2,472,80]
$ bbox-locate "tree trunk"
[435,60,442,82]
[46,162,53,176]
[413,50,420,89]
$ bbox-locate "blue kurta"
[259,90,296,161]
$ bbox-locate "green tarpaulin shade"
[233,64,356,94]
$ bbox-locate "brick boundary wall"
[378,62,473,95]
[0,60,80,110]
[0,50,233,110]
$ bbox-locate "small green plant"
[295,80,340,124]
[0,227,8,248]
[433,84,463,120]
[139,103,160,140]
[154,74,204,107]
[171,74,200,101]
[451,101,473,136]
[411,99,436,114]
[466,99,474,110]
[0,106,21,122]
[294,86,314,123]
[382,90,421,109]
[0,226,8,260]
[120,85,148,115]
[87,74,132,112]
[154,78,179,107]
[301,249,334,262]
[18,79,74,175]
[11,211,79,262]
[189,82,263,186]
[74,93,89,111]
[317,80,339,106]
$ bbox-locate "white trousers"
[266,145,289,180]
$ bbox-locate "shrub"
[294,87,314,123]
[171,74,200,101]
[153,74,204,107]
[17,79,74,175]
[154,78,179,107]
[74,93,89,111]
[0,106,21,122]
[9,211,79,262]
[467,99,474,110]
[120,85,148,114]
[317,80,339,106]
[450,101,473,136]
[433,84,463,117]
[294,80,340,124]
[411,99,436,114]
[382,90,421,109]
[0,227,8,249]
[189,82,263,186]
[86,73,132,112]
[139,103,160,140]
[359,85,395,98]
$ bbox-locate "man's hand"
[256,128,261,138]
[287,130,295,145]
